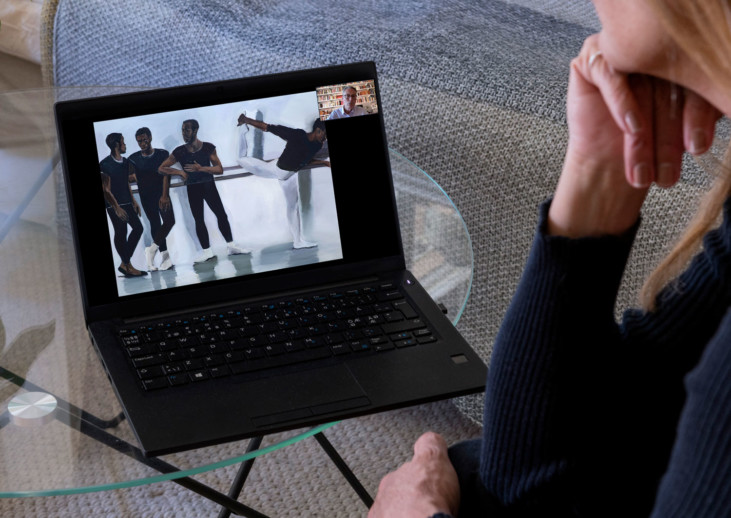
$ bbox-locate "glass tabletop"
[0,87,473,496]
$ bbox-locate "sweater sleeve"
[480,199,640,516]
[479,199,731,517]
[649,308,731,518]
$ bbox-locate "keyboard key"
[127,344,158,357]
[392,300,418,319]
[133,353,167,368]
[374,341,395,352]
[381,319,427,335]
[142,377,169,391]
[189,370,210,382]
[378,290,403,301]
[137,366,164,379]
[394,338,417,348]
[349,341,371,353]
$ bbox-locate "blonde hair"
[640,0,731,311]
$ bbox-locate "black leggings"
[186,181,233,249]
[140,193,175,252]
[107,204,143,264]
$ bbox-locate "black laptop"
[55,62,487,456]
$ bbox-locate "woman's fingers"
[623,74,656,188]
[580,36,644,137]
[652,79,685,187]
[683,88,721,156]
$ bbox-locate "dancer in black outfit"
[236,113,329,249]
[100,133,147,277]
[128,127,175,271]
[158,119,249,263]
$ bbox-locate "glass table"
[0,87,473,516]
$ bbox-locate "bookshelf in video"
[317,80,376,119]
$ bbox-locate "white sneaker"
[159,251,174,270]
[145,244,159,271]
[193,248,214,263]
[293,240,318,249]
[227,242,252,255]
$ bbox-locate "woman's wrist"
[548,151,648,238]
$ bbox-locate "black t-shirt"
[100,155,132,208]
[268,125,323,172]
[172,142,216,184]
[128,149,170,196]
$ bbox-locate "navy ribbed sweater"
[474,200,731,517]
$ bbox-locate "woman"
[370,1,730,517]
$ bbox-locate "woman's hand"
[369,432,459,518]
[548,34,720,238]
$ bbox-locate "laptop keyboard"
[116,283,438,391]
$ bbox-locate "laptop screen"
[56,63,403,322]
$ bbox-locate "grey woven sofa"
[16,0,712,515]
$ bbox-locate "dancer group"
[100,113,329,278]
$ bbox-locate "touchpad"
[248,364,370,427]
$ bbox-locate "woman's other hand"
[369,432,460,518]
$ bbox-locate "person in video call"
[128,127,175,271]
[369,1,731,518]
[235,112,330,249]
[158,119,250,263]
[327,85,367,119]
[100,133,147,278]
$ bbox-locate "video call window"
[316,80,377,120]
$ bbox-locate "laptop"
[55,62,487,456]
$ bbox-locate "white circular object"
[8,392,58,427]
